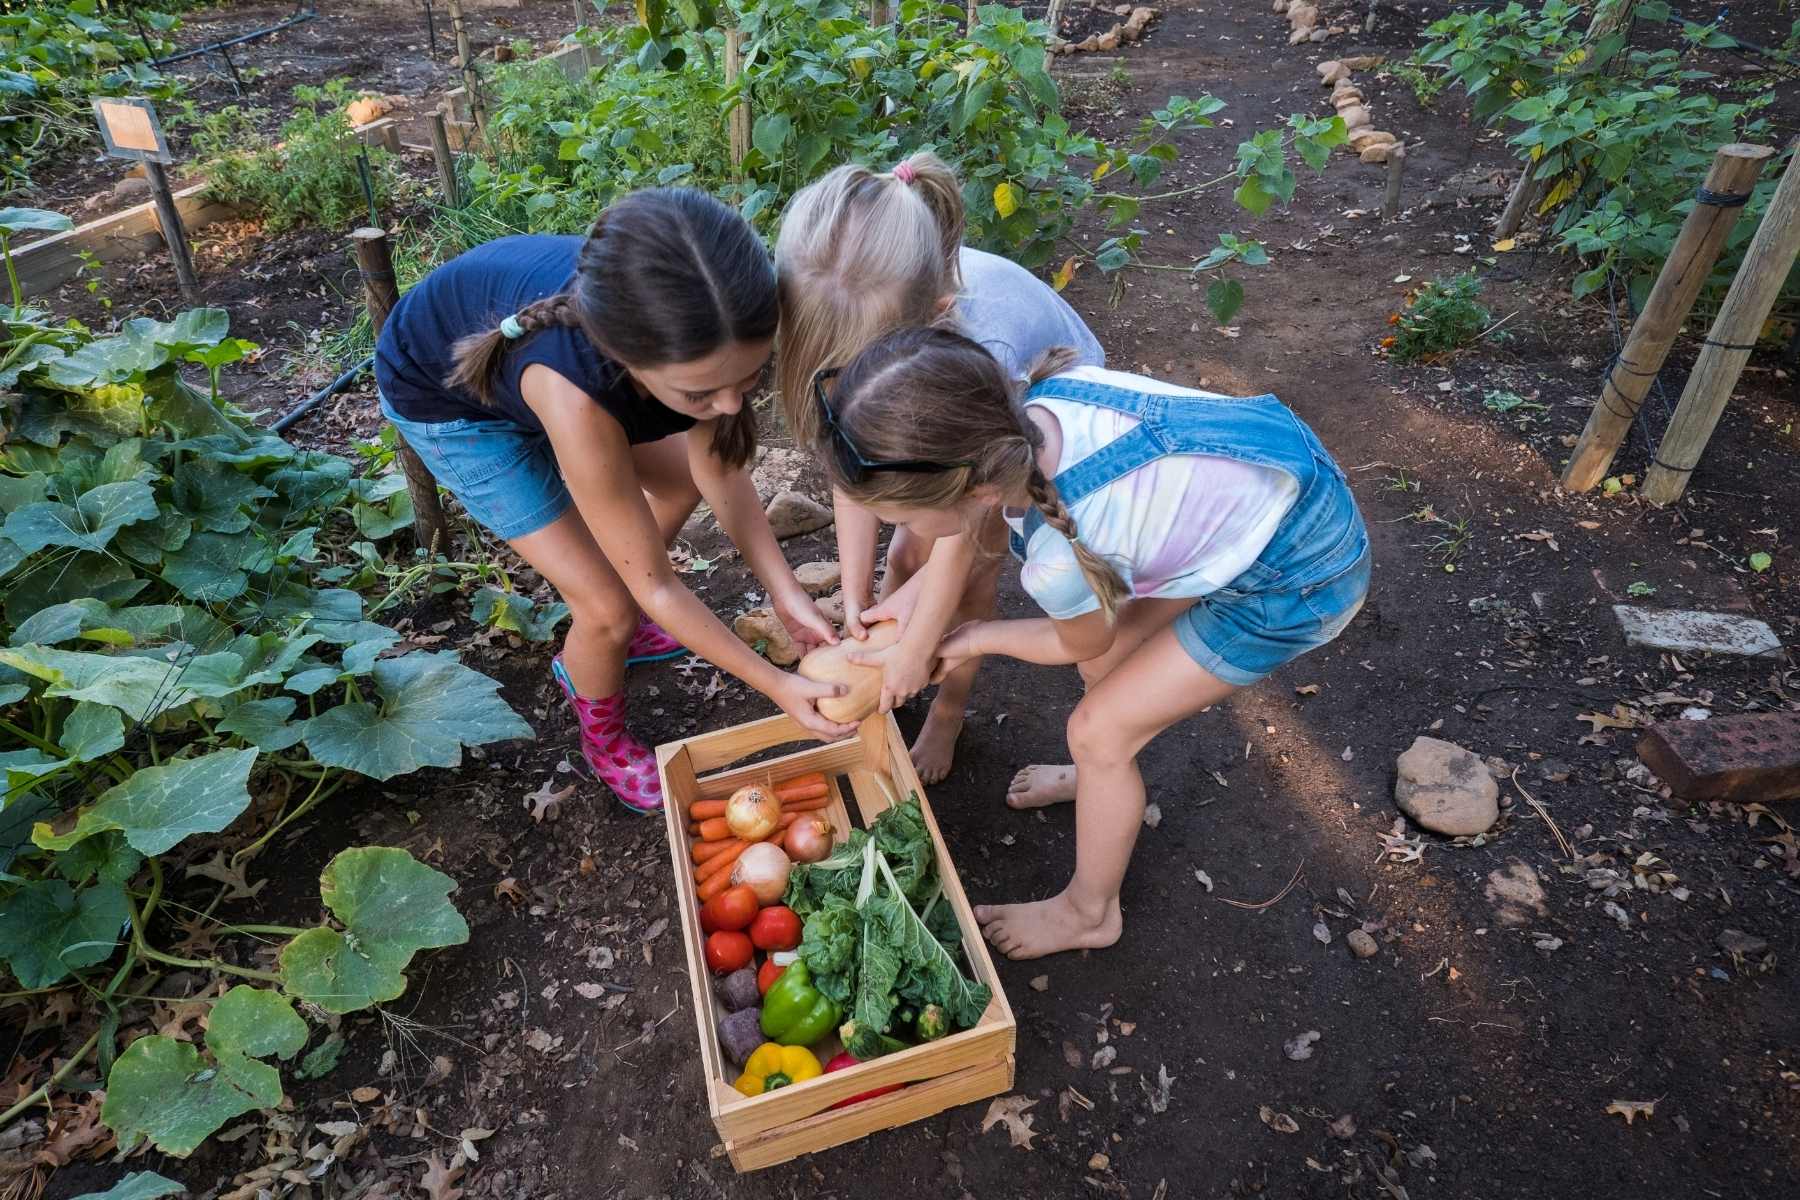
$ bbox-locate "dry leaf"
[525,778,574,824]
[1295,684,1321,696]
[1029,975,1049,992]
[523,1028,562,1054]
[1092,1045,1118,1070]
[1605,1099,1656,1125]
[641,916,670,943]
[981,1095,1039,1149]
[1141,1063,1175,1113]
[1518,529,1560,551]
[351,1086,381,1103]
[1143,803,1163,828]
[494,877,525,904]
[420,1152,466,1200]
[1327,1113,1357,1139]
[1258,1105,1300,1134]
[575,982,610,1000]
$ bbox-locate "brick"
[1612,605,1783,659]
[1636,713,1800,802]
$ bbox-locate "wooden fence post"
[352,227,451,555]
[142,159,198,303]
[1642,149,1800,505]
[428,110,460,207]
[724,30,751,174]
[1382,143,1407,222]
[1561,142,1775,492]
[446,0,487,138]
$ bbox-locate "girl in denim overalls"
[817,327,1370,960]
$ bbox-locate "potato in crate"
[657,711,1015,1171]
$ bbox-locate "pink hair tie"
[893,162,916,185]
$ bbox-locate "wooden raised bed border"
[14,183,236,301]
[656,711,1016,1172]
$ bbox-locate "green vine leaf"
[280,847,470,1013]
[69,1172,187,1200]
[1,481,158,555]
[59,701,126,763]
[301,653,533,780]
[102,985,307,1157]
[33,747,257,856]
[0,878,129,987]
[216,696,305,751]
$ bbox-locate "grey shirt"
[956,247,1105,380]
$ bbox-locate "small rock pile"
[1317,58,1400,163]
[1053,5,1157,55]
[1274,0,1350,45]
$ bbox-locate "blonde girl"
[774,153,1104,782]
[376,189,853,814]
[816,327,1370,960]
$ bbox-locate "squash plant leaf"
[302,652,533,780]
[2,481,158,554]
[69,1172,188,1200]
[33,747,257,856]
[280,847,470,1013]
[0,877,130,987]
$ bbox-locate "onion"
[731,842,791,904]
[725,784,780,840]
[784,814,835,864]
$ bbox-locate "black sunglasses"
[813,367,974,484]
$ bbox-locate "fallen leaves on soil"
[981,1095,1039,1149]
[1258,1105,1300,1134]
[1605,1099,1656,1125]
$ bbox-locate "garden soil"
[26,1,1800,1198]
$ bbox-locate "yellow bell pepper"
[733,1043,822,1096]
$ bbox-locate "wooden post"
[1494,162,1548,239]
[446,0,486,138]
[428,110,460,207]
[1382,143,1407,222]
[1561,143,1775,492]
[724,30,751,174]
[966,0,978,33]
[352,227,450,555]
[1041,0,1066,69]
[870,0,890,25]
[1642,150,1800,505]
[141,159,197,303]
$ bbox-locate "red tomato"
[701,885,759,934]
[757,957,787,995]
[749,905,802,952]
[705,931,754,975]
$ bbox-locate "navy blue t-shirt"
[374,235,698,444]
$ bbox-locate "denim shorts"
[380,394,572,541]
[1174,545,1371,686]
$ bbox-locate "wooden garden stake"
[1561,142,1775,493]
[446,0,486,138]
[724,30,751,174]
[428,110,460,207]
[91,97,195,302]
[1042,0,1067,68]
[142,159,197,303]
[1494,162,1547,240]
[352,227,450,554]
[1381,143,1407,222]
[1643,149,1800,505]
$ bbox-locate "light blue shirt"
[956,248,1105,380]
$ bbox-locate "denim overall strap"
[1011,376,1170,557]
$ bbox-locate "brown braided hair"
[823,327,1130,622]
[445,189,777,467]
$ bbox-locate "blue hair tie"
[499,314,526,339]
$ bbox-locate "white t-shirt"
[1004,366,1300,620]
[956,248,1105,380]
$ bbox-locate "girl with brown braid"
[376,189,853,814]
[819,328,1369,959]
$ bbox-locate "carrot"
[697,858,749,901]
[689,798,728,820]
[780,795,831,814]
[696,839,753,884]
[691,816,733,842]
[692,838,743,865]
[774,774,828,801]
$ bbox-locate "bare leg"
[909,521,1003,783]
[1006,595,1197,809]
[978,623,1239,959]
[509,511,638,698]
[629,432,703,548]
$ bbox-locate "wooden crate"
[657,711,1015,1172]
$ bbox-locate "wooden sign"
[93,97,173,164]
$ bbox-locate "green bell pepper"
[760,961,841,1046]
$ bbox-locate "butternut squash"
[796,620,904,723]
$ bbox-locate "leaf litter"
[981,1095,1039,1149]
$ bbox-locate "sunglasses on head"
[813,367,974,485]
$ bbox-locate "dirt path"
[35,2,1800,1198]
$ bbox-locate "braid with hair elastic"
[513,292,580,334]
[446,290,581,404]
[1024,462,1130,623]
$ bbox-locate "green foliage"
[0,1,183,186]
[1388,273,1499,363]
[1749,550,1772,574]
[0,218,523,1157]
[1419,1,1797,309]
[69,1174,187,1200]
[185,79,393,231]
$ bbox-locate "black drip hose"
[271,354,374,434]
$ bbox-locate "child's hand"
[775,591,839,651]
[930,620,984,683]
[856,569,923,635]
[840,588,873,640]
[844,641,938,714]
[771,672,858,741]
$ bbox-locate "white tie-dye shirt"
[1004,366,1300,620]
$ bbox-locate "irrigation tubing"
[152,5,318,67]
[271,354,374,434]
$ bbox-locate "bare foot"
[1006,764,1077,809]
[975,892,1122,960]
[910,702,963,785]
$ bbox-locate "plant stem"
[130,860,282,984]
[214,923,307,939]
[3,233,21,314]
[0,1029,101,1129]
[0,718,60,756]
[231,771,345,867]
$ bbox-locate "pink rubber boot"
[625,615,685,665]
[551,655,662,814]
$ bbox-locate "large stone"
[1337,105,1372,130]
[766,491,833,540]
[1360,143,1394,164]
[1317,60,1347,85]
[733,607,801,667]
[1332,88,1365,109]
[751,446,808,499]
[793,561,842,596]
[112,177,151,201]
[1341,54,1386,69]
[1348,128,1398,153]
[1612,605,1783,659]
[1095,27,1121,51]
[1288,26,1311,44]
[1309,27,1329,41]
[1272,0,1288,10]
[816,591,846,625]
[1124,6,1154,36]
[1288,2,1318,29]
[345,95,393,125]
[1394,736,1500,836]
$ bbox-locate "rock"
[1078,34,1101,51]
[766,491,832,540]
[1337,105,1371,130]
[1328,24,1347,34]
[112,176,151,201]
[1309,27,1329,41]
[1359,144,1392,164]
[1272,0,1288,10]
[1095,27,1121,51]
[492,43,515,63]
[1346,929,1379,959]
[732,607,800,667]
[751,445,808,499]
[1538,758,1573,784]
[1717,929,1768,957]
[1332,89,1365,109]
[816,591,846,624]
[1317,60,1347,84]
[1288,2,1318,29]
[1124,6,1154,36]
[1348,128,1398,153]
[793,561,841,595]
[345,95,392,125]
[1394,736,1500,837]
[1340,54,1386,69]
[1484,863,1547,926]
[1288,27,1311,44]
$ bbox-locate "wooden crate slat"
[692,738,868,800]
